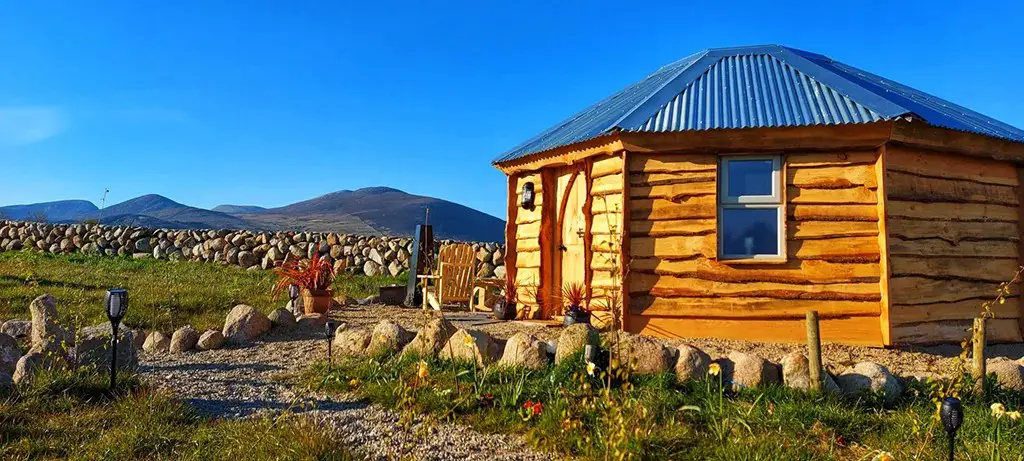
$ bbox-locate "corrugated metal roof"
[495,45,1024,164]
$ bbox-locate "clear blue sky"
[1,1,1022,218]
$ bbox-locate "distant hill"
[0,200,99,222]
[3,187,505,241]
[212,204,267,214]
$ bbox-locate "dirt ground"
[330,304,1024,377]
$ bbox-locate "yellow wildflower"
[991,402,1007,418]
[871,451,894,461]
[463,333,474,347]
[1008,411,1021,421]
[708,363,721,376]
[417,360,429,379]
[586,361,597,377]
[348,378,360,387]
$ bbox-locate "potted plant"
[562,282,590,326]
[492,272,518,321]
[274,253,336,315]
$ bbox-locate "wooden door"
[555,166,587,308]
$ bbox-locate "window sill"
[717,257,789,265]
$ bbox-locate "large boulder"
[297,314,327,330]
[615,333,673,375]
[440,328,501,366]
[366,320,413,355]
[143,331,171,353]
[554,323,599,364]
[0,371,11,390]
[675,344,710,382]
[197,329,226,351]
[987,358,1024,392]
[267,308,297,329]
[222,304,271,345]
[402,317,456,358]
[779,351,841,394]
[13,350,65,384]
[498,332,549,370]
[75,323,138,373]
[169,325,200,353]
[836,362,903,406]
[130,329,147,351]
[0,333,20,375]
[1,319,31,341]
[720,352,781,390]
[334,327,371,357]
[29,294,73,355]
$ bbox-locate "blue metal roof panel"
[494,45,1024,164]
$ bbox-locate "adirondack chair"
[417,243,476,310]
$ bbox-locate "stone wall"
[0,220,506,278]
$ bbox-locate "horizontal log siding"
[513,173,543,314]
[886,145,1023,344]
[628,150,884,345]
[590,155,625,311]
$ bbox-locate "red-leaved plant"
[562,282,587,312]
[273,253,336,295]
[502,270,519,304]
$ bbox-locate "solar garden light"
[104,288,128,391]
[325,320,337,370]
[941,397,964,461]
[288,283,301,314]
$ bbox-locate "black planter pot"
[493,298,517,320]
[563,307,591,326]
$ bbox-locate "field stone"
[143,331,171,353]
[267,308,297,329]
[441,328,501,366]
[13,350,64,384]
[29,294,73,355]
[197,329,226,350]
[0,333,19,374]
[554,323,598,364]
[297,314,327,330]
[402,317,456,358]
[1,319,31,340]
[836,362,903,405]
[0,371,11,390]
[76,323,138,372]
[675,343,710,382]
[334,327,371,356]
[367,320,413,355]
[130,329,147,351]
[222,304,271,345]
[722,351,780,390]
[613,333,673,375]
[170,325,200,354]
[987,358,1024,391]
[498,332,549,370]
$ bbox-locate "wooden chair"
[417,244,476,310]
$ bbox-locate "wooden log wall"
[627,150,885,346]
[885,145,1023,344]
[589,154,626,313]
[512,172,544,317]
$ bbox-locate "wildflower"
[992,403,1007,418]
[348,378,360,387]
[708,363,721,376]
[1008,411,1021,421]
[531,402,544,416]
[463,334,474,347]
[586,361,597,376]
[417,360,429,379]
[871,451,894,461]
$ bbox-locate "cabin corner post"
[1018,166,1024,340]
[583,159,595,307]
[620,150,632,332]
[504,173,519,291]
[875,145,893,346]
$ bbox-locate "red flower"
[531,402,543,416]
[523,400,534,410]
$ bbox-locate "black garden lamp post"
[325,320,336,370]
[941,397,964,461]
[104,288,128,391]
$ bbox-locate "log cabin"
[493,45,1024,346]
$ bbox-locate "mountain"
[0,200,99,222]
[212,204,267,214]
[102,195,252,230]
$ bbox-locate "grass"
[0,367,355,460]
[307,349,1024,460]
[0,251,407,332]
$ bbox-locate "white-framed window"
[718,155,785,260]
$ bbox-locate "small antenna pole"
[425,207,430,225]
[99,188,110,223]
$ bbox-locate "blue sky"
[1,1,1022,219]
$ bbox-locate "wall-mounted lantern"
[521,182,535,210]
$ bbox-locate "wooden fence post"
[806,311,822,392]
[973,317,986,397]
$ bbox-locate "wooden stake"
[806,310,822,392]
[973,317,986,397]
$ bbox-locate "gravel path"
[139,318,551,461]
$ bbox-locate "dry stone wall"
[0,220,506,278]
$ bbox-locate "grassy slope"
[0,369,354,460]
[0,251,406,332]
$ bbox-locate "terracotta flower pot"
[301,288,333,315]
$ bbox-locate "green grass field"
[0,251,406,332]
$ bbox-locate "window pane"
[726,159,774,197]
[721,208,779,257]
